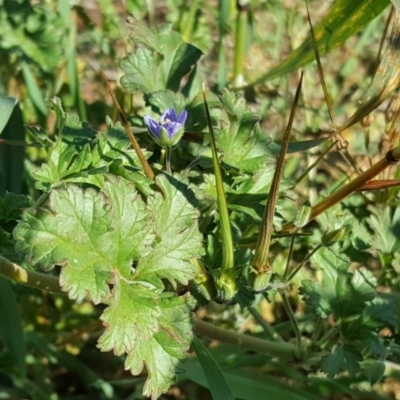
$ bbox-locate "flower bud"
[144,108,187,147]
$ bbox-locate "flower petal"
[176,110,187,125]
[144,116,161,138]
[163,121,182,139]
[160,108,177,124]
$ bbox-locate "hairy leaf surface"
[136,174,204,287]
[14,176,154,303]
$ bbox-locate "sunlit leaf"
[120,21,202,94]
[99,286,194,400]
[14,176,154,304]
[217,90,272,173]
[136,174,204,287]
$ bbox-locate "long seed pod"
[202,84,238,303]
[251,72,303,292]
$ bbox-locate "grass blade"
[0,277,26,377]
[251,72,304,291]
[0,96,25,195]
[245,0,389,86]
[21,61,47,116]
[305,0,335,127]
[191,335,235,400]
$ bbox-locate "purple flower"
[144,108,187,147]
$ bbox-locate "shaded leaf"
[145,90,187,114]
[300,248,375,320]
[0,193,30,222]
[321,345,363,378]
[367,360,385,386]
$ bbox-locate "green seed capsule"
[294,200,312,228]
[252,272,271,293]
[215,269,240,303]
[322,227,346,247]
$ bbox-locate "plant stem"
[202,86,234,272]
[282,145,400,232]
[166,147,172,174]
[203,85,237,301]
[232,0,248,88]
[100,71,155,181]
[0,256,63,294]
[32,192,50,208]
[310,317,324,344]
[252,73,303,277]
[287,245,321,282]
[283,231,296,280]
[281,292,302,355]
[248,306,284,342]
[193,319,297,360]
[316,326,338,349]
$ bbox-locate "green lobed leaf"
[321,345,363,378]
[362,296,398,329]
[119,48,164,93]
[99,286,195,400]
[0,193,30,222]
[300,248,376,321]
[33,111,154,192]
[0,3,64,73]
[136,174,204,287]
[14,176,154,303]
[120,21,202,94]
[130,294,195,399]
[32,111,98,191]
[216,90,272,173]
[98,278,162,356]
[367,206,400,254]
[145,90,187,114]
